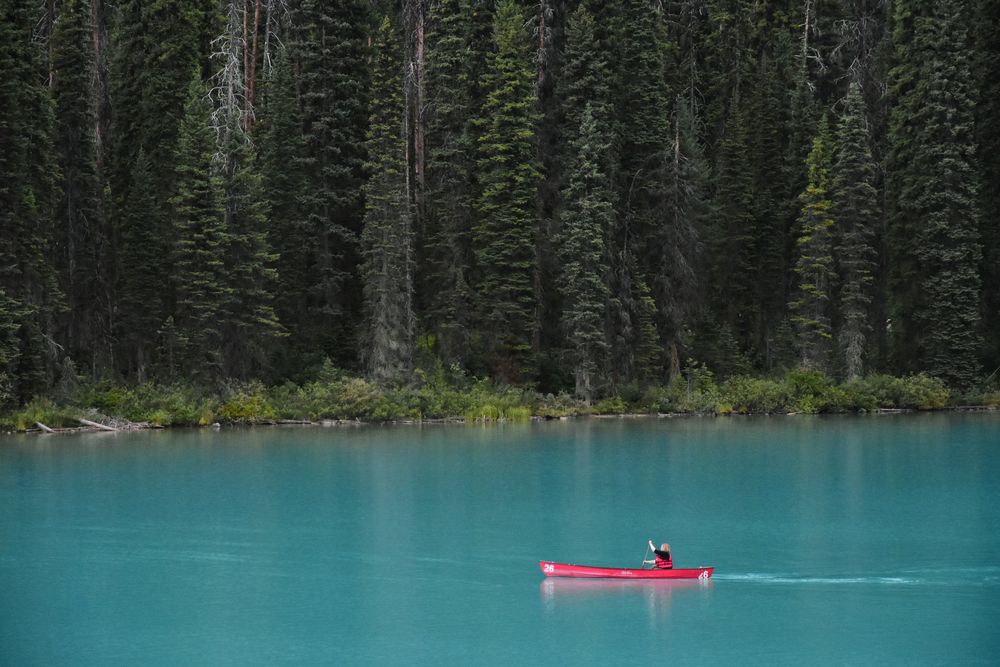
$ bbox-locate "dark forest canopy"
[1,0,998,410]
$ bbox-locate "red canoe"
[540,560,713,580]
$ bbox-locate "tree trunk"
[249,0,261,115]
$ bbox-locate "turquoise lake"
[2,414,998,665]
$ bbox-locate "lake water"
[2,414,998,665]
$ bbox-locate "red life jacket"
[655,553,673,569]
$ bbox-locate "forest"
[1,0,998,422]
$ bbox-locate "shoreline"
[6,404,996,437]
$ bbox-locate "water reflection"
[540,578,712,624]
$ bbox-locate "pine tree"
[257,47,310,376]
[790,115,835,372]
[887,0,982,388]
[117,149,165,382]
[288,0,370,367]
[0,0,63,402]
[473,0,541,383]
[558,104,612,401]
[169,75,230,381]
[707,100,755,355]
[210,0,283,381]
[558,5,611,162]
[52,0,106,372]
[361,17,415,383]
[747,39,794,368]
[217,105,283,382]
[833,81,878,380]
[974,0,1000,372]
[110,0,216,206]
[421,0,476,366]
[0,289,22,407]
[648,100,708,380]
[607,0,672,384]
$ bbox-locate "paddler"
[648,540,672,569]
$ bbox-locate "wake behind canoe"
[540,560,713,580]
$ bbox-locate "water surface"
[2,414,998,664]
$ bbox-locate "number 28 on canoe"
[539,561,713,580]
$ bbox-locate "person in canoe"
[648,540,672,569]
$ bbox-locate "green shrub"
[895,374,950,409]
[216,384,276,423]
[854,373,950,410]
[592,395,627,415]
[10,398,80,431]
[466,403,501,422]
[720,375,789,414]
[784,368,834,412]
[532,392,584,418]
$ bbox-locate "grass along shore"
[2,363,998,434]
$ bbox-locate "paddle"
[642,539,656,568]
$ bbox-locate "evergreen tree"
[0,0,63,401]
[790,115,835,372]
[52,0,106,372]
[117,149,165,382]
[747,39,794,368]
[473,0,541,383]
[558,5,611,163]
[974,0,1000,372]
[648,101,708,380]
[169,75,230,381]
[109,0,216,206]
[421,0,476,366]
[0,288,19,406]
[216,104,283,382]
[288,0,370,367]
[558,104,612,401]
[707,100,755,357]
[607,0,672,384]
[361,18,415,383]
[257,47,310,377]
[833,81,878,380]
[887,0,982,388]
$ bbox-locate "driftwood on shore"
[79,418,117,431]
[35,422,55,433]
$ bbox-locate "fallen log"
[78,418,117,431]
[35,422,55,433]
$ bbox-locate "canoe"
[540,560,713,580]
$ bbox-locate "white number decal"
[699,570,709,581]
[543,563,554,573]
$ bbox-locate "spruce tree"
[887,0,982,388]
[288,0,370,367]
[0,0,63,401]
[216,104,283,382]
[169,75,230,381]
[257,47,310,376]
[707,100,755,358]
[473,0,541,383]
[52,0,106,371]
[649,100,708,379]
[421,0,475,366]
[110,0,216,207]
[974,0,1000,372]
[833,82,878,380]
[117,149,165,382]
[361,17,415,383]
[558,104,612,401]
[747,42,794,368]
[790,115,835,372]
[558,5,611,163]
[607,0,672,384]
